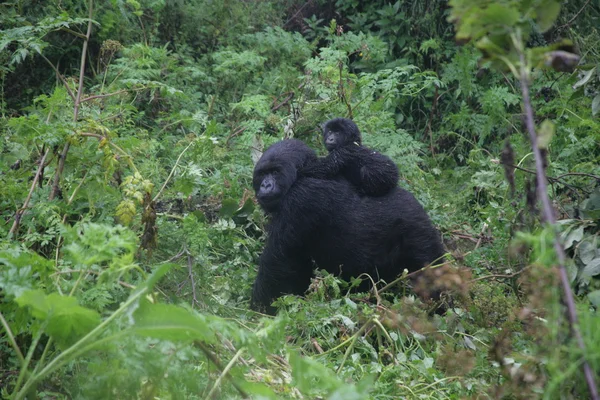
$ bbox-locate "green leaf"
[536,1,561,32]
[563,226,584,249]
[582,258,600,278]
[16,290,101,348]
[572,67,596,90]
[592,94,600,116]
[219,198,240,218]
[588,290,600,307]
[133,300,216,343]
[581,188,600,220]
[482,4,519,28]
[537,120,555,149]
[145,262,176,291]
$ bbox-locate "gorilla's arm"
[301,146,399,196]
[251,251,313,314]
[356,147,399,196]
[250,177,339,313]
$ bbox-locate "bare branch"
[557,0,592,30]
[81,89,128,102]
[38,53,76,101]
[10,149,51,237]
[518,44,599,400]
[50,0,94,201]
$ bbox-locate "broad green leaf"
[537,120,555,149]
[592,94,600,116]
[588,290,600,307]
[536,1,561,32]
[563,226,583,249]
[145,262,176,291]
[579,238,599,264]
[219,199,238,218]
[566,263,578,284]
[16,290,101,348]
[581,188,600,220]
[133,300,216,343]
[572,67,596,90]
[482,4,519,28]
[582,258,600,278]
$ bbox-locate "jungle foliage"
[1,0,599,398]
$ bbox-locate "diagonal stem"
[518,49,599,400]
[50,0,94,201]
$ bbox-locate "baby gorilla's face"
[323,129,341,151]
[321,118,362,152]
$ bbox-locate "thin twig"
[186,246,199,308]
[555,172,600,181]
[153,140,195,202]
[0,311,25,365]
[283,1,312,27]
[9,149,51,236]
[474,222,489,250]
[557,0,591,30]
[517,35,599,400]
[81,89,128,102]
[497,161,591,194]
[424,86,439,156]
[205,349,244,400]
[469,267,529,282]
[38,53,76,101]
[51,269,136,289]
[50,0,94,201]
[194,341,248,399]
[55,169,90,265]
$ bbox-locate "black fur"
[251,139,444,314]
[302,118,399,196]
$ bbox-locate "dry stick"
[81,89,128,102]
[153,140,195,202]
[205,349,244,400]
[194,341,248,399]
[54,169,89,266]
[499,161,591,194]
[557,0,592,30]
[186,247,199,308]
[555,172,600,181]
[518,49,599,400]
[39,53,76,101]
[424,86,439,156]
[51,269,135,290]
[9,149,51,236]
[49,0,94,201]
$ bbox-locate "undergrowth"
[1,0,599,398]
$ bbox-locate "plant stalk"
[518,51,599,400]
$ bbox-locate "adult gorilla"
[251,139,444,313]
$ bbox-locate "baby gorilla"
[302,118,399,196]
[251,139,445,314]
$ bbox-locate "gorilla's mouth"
[257,192,282,212]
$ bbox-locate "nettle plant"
[449,1,600,398]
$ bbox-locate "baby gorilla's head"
[321,118,362,151]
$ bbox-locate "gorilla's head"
[321,118,362,152]
[253,139,317,213]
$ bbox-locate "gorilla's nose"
[326,135,336,144]
[261,178,274,192]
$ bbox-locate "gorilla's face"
[322,118,362,152]
[253,160,297,213]
[253,139,316,213]
[323,130,341,152]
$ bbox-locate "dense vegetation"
[1,0,599,398]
